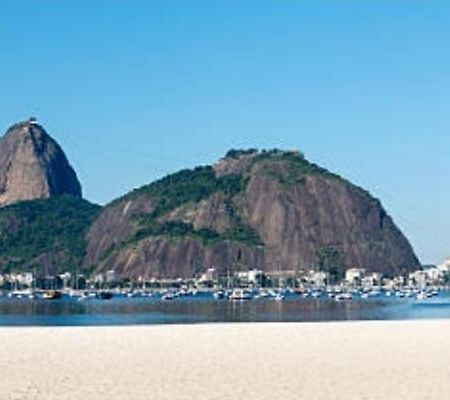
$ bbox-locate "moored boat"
[335,292,352,301]
[213,290,226,300]
[228,289,253,301]
[43,290,62,300]
[97,291,114,300]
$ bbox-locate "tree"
[315,246,346,284]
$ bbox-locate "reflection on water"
[1,293,450,326]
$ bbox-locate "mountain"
[85,149,420,279]
[0,196,100,275]
[0,119,81,207]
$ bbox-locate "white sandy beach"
[1,320,449,400]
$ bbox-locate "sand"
[1,320,449,400]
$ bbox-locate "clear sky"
[1,1,450,264]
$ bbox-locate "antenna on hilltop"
[27,117,38,125]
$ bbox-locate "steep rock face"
[85,150,420,278]
[0,120,82,206]
[243,160,416,273]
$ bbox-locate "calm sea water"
[1,291,450,326]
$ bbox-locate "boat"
[67,290,81,298]
[42,290,62,300]
[335,292,352,301]
[8,289,33,299]
[77,292,89,301]
[228,289,253,301]
[213,290,226,300]
[162,292,176,301]
[274,291,285,301]
[416,291,426,301]
[97,291,114,300]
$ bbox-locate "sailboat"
[229,288,253,301]
[274,263,285,301]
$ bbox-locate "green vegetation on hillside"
[253,149,343,182]
[130,219,262,247]
[0,196,101,274]
[252,149,379,203]
[225,148,258,159]
[123,166,262,247]
[124,166,246,211]
[132,221,220,245]
[315,245,346,284]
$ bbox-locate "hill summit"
[0,119,81,207]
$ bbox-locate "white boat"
[9,289,33,299]
[274,291,285,301]
[213,290,226,300]
[162,292,177,301]
[77,293,88,301]
[229,289,253,301]
[335,292,352,301]
[416,291,426,301]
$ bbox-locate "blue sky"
[1,1,450,264]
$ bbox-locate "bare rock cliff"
[0,120,81,206]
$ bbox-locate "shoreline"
[0,316,447,329]
[0,316,447,328]
[2,320,450,400]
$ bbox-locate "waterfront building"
[59,272,71,288]
[199,268,218,282]
[10,272,34,287]
[409,271,428,288]
[345,268,366,284]
[235,269,265,286]
[247,269,264,284]
[437,258,450,274]
[308,271,329,287]
[362,272,382,287]
[105,270,117,283]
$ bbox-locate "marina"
[0,286,449,326]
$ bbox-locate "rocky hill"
[0,119,81,207]
[0,120,98,275]
[85,149,420,278]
